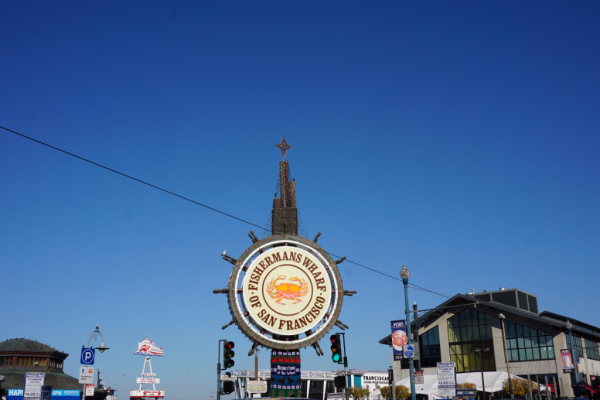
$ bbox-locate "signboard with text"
[437,362,457,398]
[78,367,94,384]
[391,320,407,360]
[23,372,45,400]
[136,378,160,384]
[414,371,424,385]
[85,385,95,396]
[247,381,268,394]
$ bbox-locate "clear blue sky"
[1,1,599,399]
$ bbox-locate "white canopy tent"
[395,371,531,400]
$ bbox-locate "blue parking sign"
[80,348,95,365]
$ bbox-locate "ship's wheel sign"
[216,235,353,352]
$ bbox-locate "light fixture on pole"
[498,313,514,399]
[399,264,416,400]
[565,320,581,398]
[83,326,109,400]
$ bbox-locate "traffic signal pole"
[339,333,349,400]
[217,339,225,400]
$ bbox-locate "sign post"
[23,372,45,400]
[437,362,457,400]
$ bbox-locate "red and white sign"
[130,390,166,398]
[134,338,163,357]
[85,385,95,396]
[136,378,160,384]
[142,373,156,376]
[414,371,424,385]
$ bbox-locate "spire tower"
[272,137,298,236]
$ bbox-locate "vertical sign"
[561,349,574,372]
[85,385,95,396]
[437,362,457,399]
[270,350,301,398]
[390,320,407,361]
[40,386,52,400]
[23,372,45,400]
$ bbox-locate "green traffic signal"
[332,353,341,362]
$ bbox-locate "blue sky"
[1,1,599,399]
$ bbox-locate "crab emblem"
[267,275,309,304]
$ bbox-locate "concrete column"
[437,316,451,363]
[553,332,574,397]
[490,314,507,372]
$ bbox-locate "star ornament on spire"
[275,136,293,159]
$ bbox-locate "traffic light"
[387,367,394,385]
[334,375,346,389]
[222,381,235,395]
[223,340,235,369]
[330,334,342,363]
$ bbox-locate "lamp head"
[399,264,410,280]
[498,313,505,320]
[96,341,109,353]
[565,320,573,330]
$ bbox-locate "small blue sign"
[41,386,52,400]
[403,344,414,358]
[80,348,95,365]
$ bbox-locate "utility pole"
[340,333,349,400]
[217,340,225,400]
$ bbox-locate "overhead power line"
[1,125,452,299]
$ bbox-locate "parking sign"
[80,348,95,365]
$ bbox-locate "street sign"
[220,375,237,381]
[79,367,95,384]
[437,362,457,398]
[80,348,95,365]
[85,385,95,396]
[414,371,424,384]
[24,373,45,400]
[136,378,160,384]
[403,344,414,358]
[247,380,267,394]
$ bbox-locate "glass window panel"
[526,348,533,360]
[484,314,491,323]
[531,328,539,337]
[517,338,524,348]
[508,322,516,338]
[434,327,440,345]
[548,347,555,359]
[519,349,526,360]
[422,332,429,345]
[460,311,466,323]
[540,347,548,359]
[485,325,493,340]
[524,337,532,348]
[448,326,457,343]
[523,326,530,337]
[461,327,467,342]
[480,325,488,340]
[473,325,480,340]
[532,336,540,347]
[469,354,477,372]
[467,326,474,341]
[533,348,541,360]
[511,349,519,361]
[516,324,523,337]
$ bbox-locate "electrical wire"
[1,124,451,300]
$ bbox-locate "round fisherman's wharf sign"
[243,247,332,335]
[228,235,343,350]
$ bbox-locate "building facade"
[379,288,600,398]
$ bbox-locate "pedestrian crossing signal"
[330,334,342,363]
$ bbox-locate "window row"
[448,308,493,343]
[16,357,47,366]
[420,326,442,368]
[584,338,600,361]
[450,343,496,373]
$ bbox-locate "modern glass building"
[379,288,600,398]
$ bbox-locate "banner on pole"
[390,320,407,361]
[561,349,574,372]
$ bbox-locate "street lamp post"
[498,314,514,399]
[565,320,581,398]
[474,347,491,400]
[400,264,417,400]
[83,326,109,400]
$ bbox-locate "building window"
[420,326,441,368]
[0,356,13,366]
[504,321,555,362]
[567,335,584,358]
[584,338,599,361]
[15,357,47,366]
[448,308,495,373]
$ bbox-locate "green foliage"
[347,387,371,400]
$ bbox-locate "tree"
[380,385,410,400]
[457,382,478,395]
[502,378,538,398]
[348,387,371,400]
